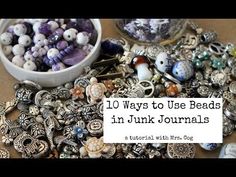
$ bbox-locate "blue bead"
[57,53,63,60]
[172,61,194,82]
[60,50,66,56]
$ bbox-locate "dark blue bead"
[60,50,66,56]
[101,40,124,55]
[53,56,61,63]
[57,53,64,60]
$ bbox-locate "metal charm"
[18,113,35,130]
[34,90,54,108]
[87,119,103,136]
[211,70,227,86]
[209,42,225,55]
[200,31,217,43]
[30,123,46,139]
[145,45,165,60]
[15,87,34,104]
[0,148,10,158]
[135,80,155,98]
[181,33,199,49]
[167,143,196,158]
[229,81,236,94]
[13,131,48,158]
[223,115,234,137]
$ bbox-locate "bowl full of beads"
[114,19,188,45]
[0,19,102,87]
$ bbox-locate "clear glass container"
[114,19,188,46]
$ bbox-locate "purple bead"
[52,64,60,71]
[7,26,14,33]
[62,48,87,66]
[39,23,52,36]
[55,28,64,35]
[66,21,80,31]
[77,19,94,33]
[48,28,64,44]
[56,40,68,50]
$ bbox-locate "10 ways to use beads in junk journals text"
[103,98,223,143]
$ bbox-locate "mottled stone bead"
[0,32,13,45]
[23,60,37,71]
[2,45,12,56]
[12,55,25,67]
[12,44,25,56]
[14,24,27,36]
[18,35,32,47]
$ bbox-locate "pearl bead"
[0,32,13,45]
[2,45,12,56]
[76,32,89,45]
[33,22,41,33]
[13,24,27,36]
[12,44,25,56]
[12,55,25,67]
[18,34,32,47]
[47,48,59,59]
[33,33,46,44]
[23,60,37,71]
[63,29,77,41]
[47,21,59,32]
[24,51,34,61]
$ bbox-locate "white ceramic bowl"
[0,19,102,87]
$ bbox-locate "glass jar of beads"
[114,19,188,46]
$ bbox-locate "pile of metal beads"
[1,21,236,159]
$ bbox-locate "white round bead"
[18,35,32,47]
[24,51,34,61]
[70,28,78,34]
[76,32,89,45]
[47,21,59,32]
[47,48,59,59]
[33,33,46,44]
[12,44,25,56]
[63,29,77,41]
[0,32,13,45]
[12,55,25,67]
[2,45,12,56]
[23,60,37,71]
[33,22,41,33]
[13,24,27,36]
